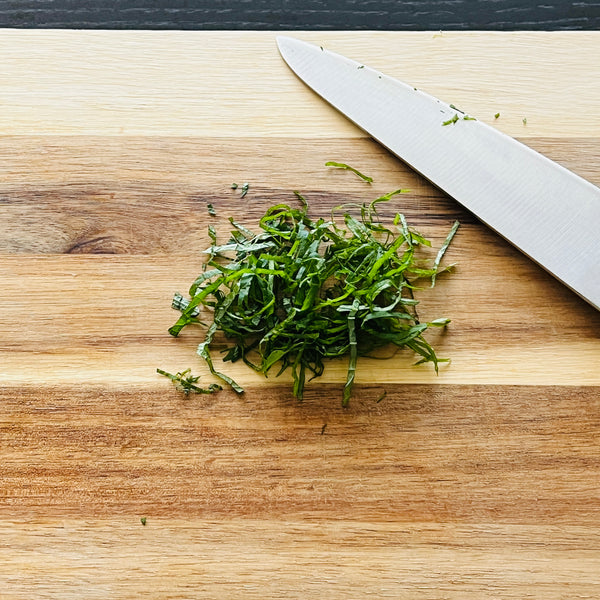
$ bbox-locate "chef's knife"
[277,36,600,311]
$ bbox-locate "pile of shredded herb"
[163,168,459,406]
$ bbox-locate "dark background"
[0,0,598,30]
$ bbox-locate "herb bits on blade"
[161,164,459,406]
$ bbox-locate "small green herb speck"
[140,517,147,526]
[207,203,216,216]
[494,112,500,119]
[522,117,527,125]
[231,183,238,190]
[449,104,464,114]
[241,182,250,198]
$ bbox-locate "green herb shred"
[443,113,476,126]
[325,161,373,183]
[157,368,223,395]
[166,170,459,406]
[207,203,216,216]
[442,113,460,126]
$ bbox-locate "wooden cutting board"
[1,30,599,598]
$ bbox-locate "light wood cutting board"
[1,30,599,599]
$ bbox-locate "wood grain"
[0,31,599,599]
[2,135,599,255]
[2,385,600,598]
[3,519,600,599]
[2,31,600,137]
[0,251,599,389]
[3,384,600,521]
[1,0,598,30]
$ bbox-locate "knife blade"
[277,36,600,311]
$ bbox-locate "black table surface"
[0,0,598,30]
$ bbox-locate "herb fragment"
[522,117,527,125]
[321,423,327,435]
[325,161,373,183]
[157,368,222,395]
[207,203,216,216]
[494,112,500,119]
[140,517,147,526]
[167,170,459,406]
[443,113,476,125]
[172,292,200,317]
[442,114,459,126]
[231,182,250,197]
[431,219,460,287]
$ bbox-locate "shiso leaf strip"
[325,161,374,183]
[168,181,459,406]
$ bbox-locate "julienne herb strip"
[325,161,374,182]
[162,168,459,406]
